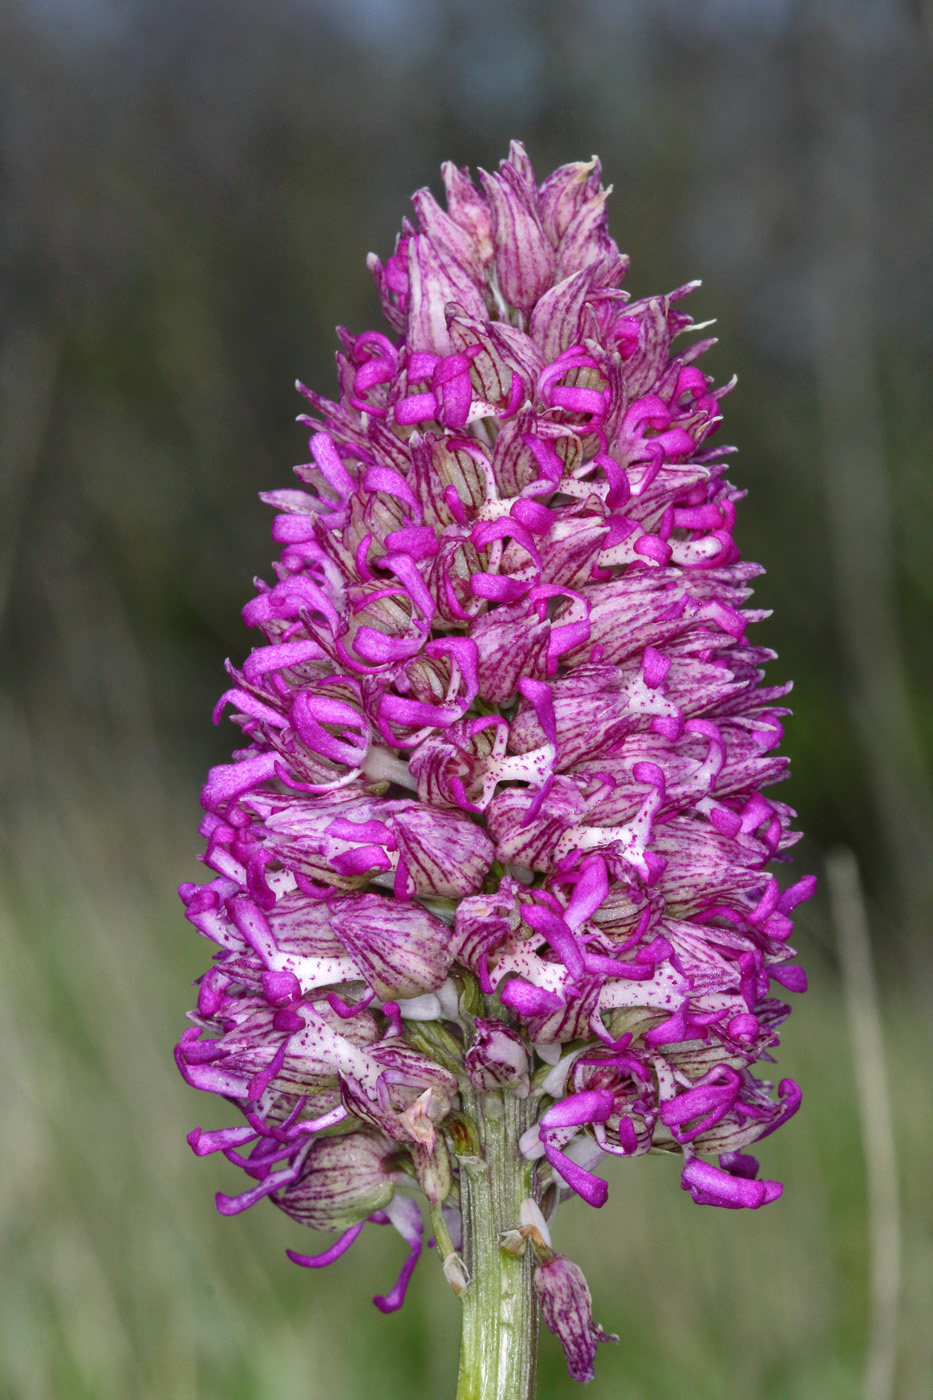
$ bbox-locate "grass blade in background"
[827,849,902,1400]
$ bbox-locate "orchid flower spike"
[177,140,812,1391]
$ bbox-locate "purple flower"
[533,1250,619,1383]
[177,140,812,1380]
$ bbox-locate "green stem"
[455,1085,539,1400]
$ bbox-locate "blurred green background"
[1,1,931,1397]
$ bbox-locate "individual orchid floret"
[532,1247,619,1383]
[177,139,811,1396]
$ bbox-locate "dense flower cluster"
[177,142,812,1377]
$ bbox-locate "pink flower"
[533,1251,618,1383]
[177,141,812,1376]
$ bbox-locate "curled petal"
[287,1222,365,1270]
[542,1142,609,1208]
[372,1196,424,1313]
[681,1156,783,1210]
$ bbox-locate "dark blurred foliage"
[1,0,931,953]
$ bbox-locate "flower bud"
[329,892,454,1001]
[273,1130,394,1232]
[412,1132,454,1206]
[533,1252,618,1383]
